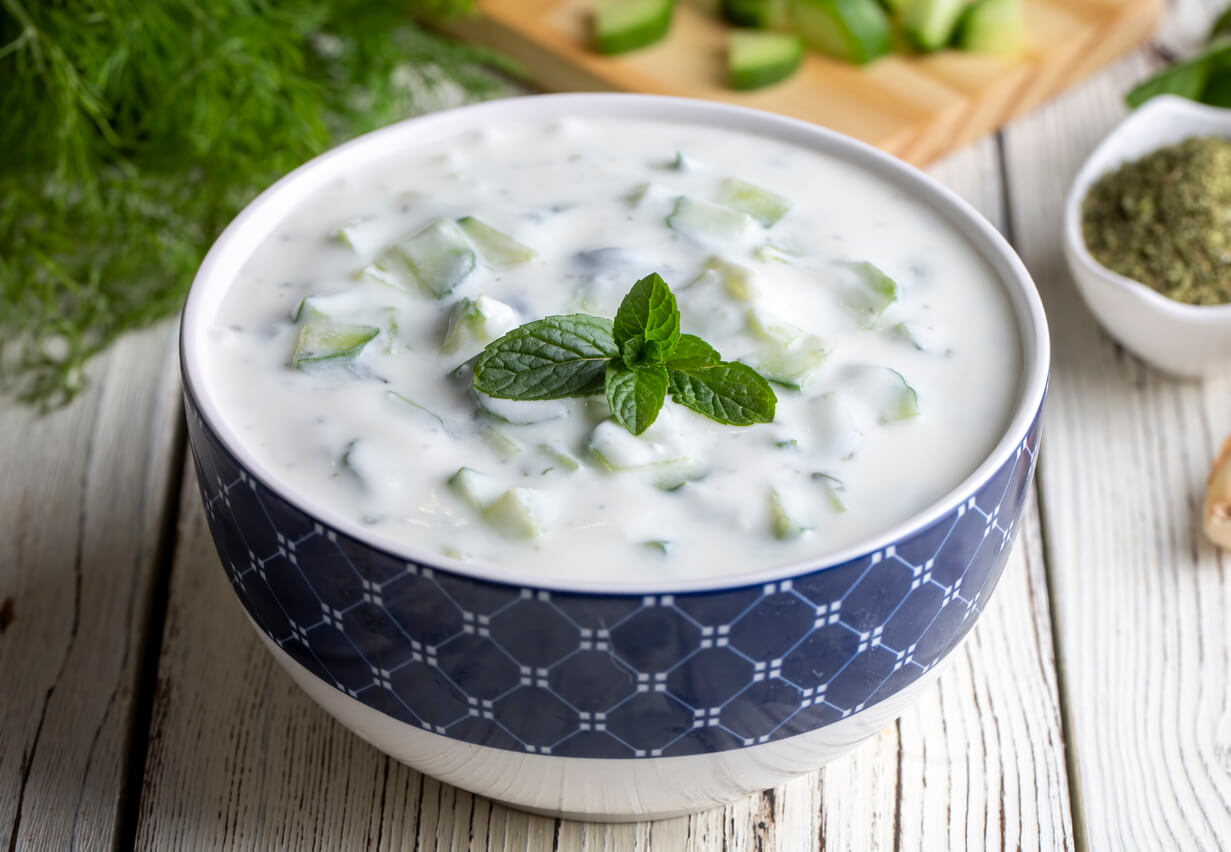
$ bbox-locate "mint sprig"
[472,273,777,435]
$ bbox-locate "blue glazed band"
[186,389,1040,760]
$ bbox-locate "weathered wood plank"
[136,136,1073,849]
[0,323,183,851]
[1000,12,1231,844]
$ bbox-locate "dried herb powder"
[1081,136,1231,306]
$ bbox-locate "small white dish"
[1063,95,1231,377]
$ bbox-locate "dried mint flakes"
[1081,136,1231,306]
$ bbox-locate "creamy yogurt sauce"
[203,116,1022,582]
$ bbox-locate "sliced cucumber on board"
[903,0,967,51]
[790,0,893,65]
[594,0,676,54]
[723,0,788,28]
[956,0,1024,55]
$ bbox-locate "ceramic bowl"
[180,94,1049,821]
[1064,94,1231,377]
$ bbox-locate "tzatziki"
[203,116,1021,582]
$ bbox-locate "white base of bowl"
[255,624,951,820]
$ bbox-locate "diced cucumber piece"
[888,321,937,351]
[812,472,847,512]
[956,0,1024,55]
[594,0,675,54]
[904,0,967,51]
[391,218,476,298]
[744,309,829,390]
[717,178,793,225]
[768,488,812,539]
[755,243,797,264]
[588,416,693,470]
[474,390,570,425]
[448,467,502,510]
[838,260,899,328]
[386,391,453,434]
[673,151,701,171]
[791,0,893,65]
[854,366,920,422]
[480,425,522,459]
[811,392,864,460]
[292,291,369,323]
[356,262,405,289]
[441,295,520,355]
[333,219,388,258]
[291,322,379,368]
[382,307,399,355]
[457,217,537,267]
[539,443,582,472]
[777,438,800,450]
[653,461,710,491]
[667,196,756,245]
[728,31,803,90]
[642,540,674,555]
[678,259,760,338]
[628,182,675,207]
[723,0,787,28]
[481,488,552,539]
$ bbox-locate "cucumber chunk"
[481,488,552,539]
[292,291,369,323]
[457,217,537,267]
[903,0,967,51]
[790,0,892,65]
[391,218,476,298]
[448,467,503,510]
[811,392,864,460]
[843,365,920,422]
[678,258,760,338]
[386,391,453,434]
[480,425,522,459]
[673,150,701,171]
[744,309,830,390]
[812,472,847,512]
[332,219,387,258]
[769,488,813,540]
[956,0,1024,55]
[641,540,674,555]
[838,260,899,328]
[441,295,520,356]
[474,390,571,425]
[667,196,756,245]
[755,243,798,264]
[723,0,788,28]
[539,443,582,472]
[291,322,379,368]
[589,415,693,470]
[716,177,793,225]
[594,0,675,54]
[356,262,405,289]
[728,31,804,91]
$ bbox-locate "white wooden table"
[4,5,1231,849]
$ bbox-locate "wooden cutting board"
[437,0,1163,165]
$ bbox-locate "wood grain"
[437,0,1162,165]
[0,323,183,851]
[1000,4,1231,843]
[133,137,1074,849]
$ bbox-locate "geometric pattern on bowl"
[186,389,1041,760]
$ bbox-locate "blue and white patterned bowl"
[181,94,1049,820]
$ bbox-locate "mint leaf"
[473,314,617,400]
[605,361,668,436]
[666,334,720,369]
[613,273,680,363]
[667,362,777,426]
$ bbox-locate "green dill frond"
[1,0,515,409]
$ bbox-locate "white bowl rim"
[181,92,1050,595]
[1063,94,1231,323]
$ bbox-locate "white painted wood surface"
[1000,22,1231,852]
[6,5,1231,848]
[0,324,183,851]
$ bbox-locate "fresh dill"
[1,0,516,408]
